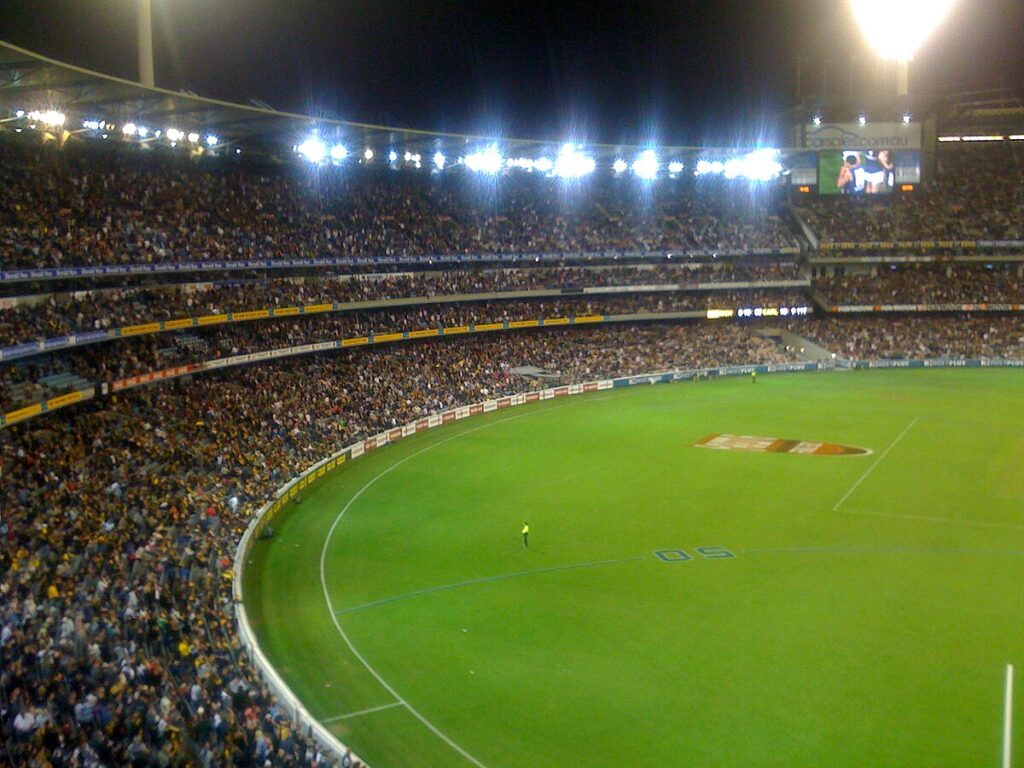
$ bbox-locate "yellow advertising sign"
[232,309,270,322]
[198,314,228,326]
[121,322,161,336]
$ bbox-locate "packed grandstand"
[2,44,1024,768]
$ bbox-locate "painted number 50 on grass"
[655,547,735,562]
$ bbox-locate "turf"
[243,369,1024,767]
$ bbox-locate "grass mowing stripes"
[244,369,1024,767]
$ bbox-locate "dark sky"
[1,0,1022,144]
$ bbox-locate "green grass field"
[243,369,1024,767]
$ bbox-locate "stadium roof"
[0,38,753,160]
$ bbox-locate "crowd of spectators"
[0,137,798,272]
[796,144,1024,243]
[0,261,804,348]
[0,289,810,411]
[793,315,1024,360]
[0,322,794,767]
[814,264,1024,306]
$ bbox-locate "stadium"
[0,2,1022,766]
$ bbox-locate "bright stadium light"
[137,125,150,138]
[553,145,596,178]
[165,127,184,142]
[433,151,446,170]
[465,145,504,174]
[82,119,102,131]
[297,136,327,163]
[668,161,685,174]
[28,110,66,127]
[363,148,374,161]
[387,149,398,163]
[187,132,200,144]
[902,113,912,124]
[858,114,867,126]
[205,135,219,147]
[122,122,138,136]
[812,114,823,126]
[849,0,956,62]
[632,149,659,180]
[330,144,348,161]
[612,158,628,174]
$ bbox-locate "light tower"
[137,0,155,87]
[849,0,956,96]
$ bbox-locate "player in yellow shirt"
[521,522,530,548]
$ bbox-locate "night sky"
[1,0,1022,144]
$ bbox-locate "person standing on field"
[522,522,530,548]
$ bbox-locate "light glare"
[465,146,504,174]
[330,144,348,161]
[433,151,446,170]
[632,150,659,180]
[849,0,956,61]
[297,136,327,163]
[612,159,628,173]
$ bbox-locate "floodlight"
[187,132,200,144]
[137,126,150,138]
[533,157,553,173]
[668,161,684,174]
[387,150,398,163]
[612,159,628,174]
[297,136,327,163]
[902,113,912,124]
[28,110,66,127]
[433,151,446,170]
[553,145,595,178]
[695,160,725,176]
[15,110,24,118]
[165,127,184,142]
[736,148,783,181]
[206,135,219,147]
[363,148,374,161]
[812,115,822,126]
[82,120,101,130]
[330,144,348,161]
[632,150,659,180]
[122,123,138,136]
[465,146,504,174]
[858,115,867,126]
[849,0,956,61]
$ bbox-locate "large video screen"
[818,150,920,195]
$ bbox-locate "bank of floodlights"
[553,145,596,178]
[296,136,327,164]
[433,151,446,170]
[465,145,504,174]
[632,149,659,180]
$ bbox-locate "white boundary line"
[833,416,920,511]
[1004,664,1015,768]
[321,702,404,724]
[319,405,569,768]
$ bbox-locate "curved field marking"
[319,403,574,768]
[335,555,647,616]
